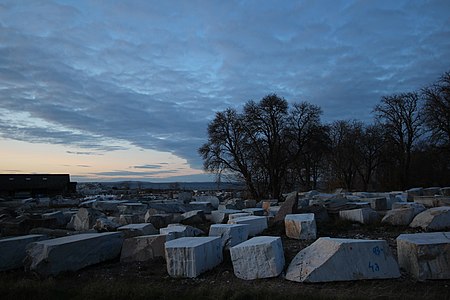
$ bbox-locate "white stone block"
[242,208,265,216]
[117,223,158,238]
[0,234,47,271]
[165,237,222,278]
[193,196,220,209]
[409,206,450,231]
[117,203,148,215]
[159,224,203,240]
[381,208,416,226]
[397,232,450,280]
[228,212,251,220]
[339,207,379,224]
[120,234,168,263]
[285,213,317,240]
[230,236,284,280]
[211,209,241,224]
[25,232,123,276]
[188,201,215,213]
[228,216,268,236]
[209,224,249,250]
[285,237,400,282]
[364,197,388,211]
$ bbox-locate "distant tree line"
[199,71,450,200]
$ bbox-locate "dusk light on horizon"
[1,0,449,182]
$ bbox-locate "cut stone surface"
[159,224,204,240]
[0,234,47,271]
[118,214,140,225]
[209,224,249,250]
[414,196,450,208]
[120,234,168,263]
[210,209,241,224]
[93,217,121,232]
[144,213,172,229]
[94,200,128,213]
[180,210,206,225]
[397,232,450,280]
[381,208,416,226]
[193,196,220,209]
[118,203,148,215]
[409,207,450,231]
[423,187,442,196]
[228,212,251,221]
[392,202,426,215]
[165,236,222,278]
[188,202,214,213]
[117,223,158,238]
[228,216,268,236]
[242,208,265,216]
[363,197,388,211]
[230,236,285,280]
[69,208,105,231]
[285,237,400,282]
[339,207,379,224]
[274,191,298,223]
[25,232,123,276]
[285,213,317,240]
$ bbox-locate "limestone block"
[285,213,317,240]
[159,224,204,240]
[209,224,249,250]
[118,203,148,215]
[423,187,442,196]
[0,234,47,271]
[145,213,172,229]
[285,237,400,282]
[118,214,140,225]
[230,236,284,280]
[397,232,450,280]
[381,208,416,226]
[94,200,127,213]
[228,216,268,236]
[228,212,251,221]
[364,197,388,211]
[71,208,105,231]
[414,196,450,208]
[193,196,219,209]
[210,209,241,224]
[407,187,423,201]
[392,202,426,215]
[180,210,206,225]
[42,211,66,227]
[165,236,222,278]
[94,217,121,232]
[339,207,379,224]
[117,223,158,238]
[409,207,450,231]
[188,201,214,213]
[25,232,123,276]
[242,208,265,216]
[244,199,257,208]
[120,234,168,263]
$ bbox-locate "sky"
[0,0,449,182]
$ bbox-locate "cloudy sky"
[1,0,449,182]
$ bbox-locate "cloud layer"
[1,0,449,171]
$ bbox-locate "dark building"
[0,174,77,198]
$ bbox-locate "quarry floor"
[1,219,449,300]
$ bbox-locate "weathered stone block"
[228,212,251,221]
[242,208,265,216]
[381,208,416,226]
[285,213,316,240]
[285,237,400,282]
[145,213,172,229]
[120,234,168,263]
[210,209,241,224]
[165,236,222,278]
[159,224,204,240]
[339,207,379,224]
[25,232,123,276]
[188,201,214,213]
[409,207,450,231]
[364,197,388,211]
[70,208,105,231]
[0,234,47,271]
[117,203,148,215]
[228,216,268,236]
[244,199,257,208]
[117,223,158,238]
[397,232,450,280]
[193,196,219,209]
[230,236,284,280]
[180,210,206,225]
[94,200,127,213]
[209,224,249,250]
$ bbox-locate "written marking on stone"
[368,262,380,272]
[372,246,384,256]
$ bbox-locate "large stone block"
[230,236,284,280]
[0,234,47,271]
[118,203,148,215]
[228,216,268,236]
[285,213,316,240]
[242,208,265,216]
[180,210,206,225]
[397,232,450,280]
[209,224,249,250]
[381,208,416,226]
[120,234,168,263]
[188,201,214,213]
[193,196,220,209]
[165,237,222,278]
[159,224,204,240]
[210,209,241,224]
[285,237,400,282]
[69,208,105,231]
[117,223,158,238]
[414,196,450,208]
[363,197,388,211]
[144,213,172,229]
[274,191,298,222]
[25,232,123,276]
[228,212,251,221]
[409,207,450,231]
[94,200,128,213]
[339,207,379,224]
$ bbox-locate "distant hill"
[78,181,244,191]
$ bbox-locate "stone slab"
[285,213,317,240]
[397,232,450,280]
[210,209,241,224]
[165,236,222,278]
[120,234,168,263]
[117,223,158,238]
[339,207,379,224]
[242,208,265,216]
[0,234,47,271]
[230,236,285,280]
[409,206,450,231]
[285,237,400,282]
[209,224,249,250]
[228,216,268,236]
[25,232,123,276]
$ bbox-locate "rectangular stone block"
[165,236,222,278]
[120,234,168,263]
[242,208,265,216]
[25,232,123,276]
[0,234,47,271]
[228,212,251,220]
[364,197,388,211]
[209,224,249,250]
[211,209,241,224]
[117,223,158,238]
[285,213,317,240]
[397,232,450,280]
[228,216,268,236]
[339,207,379,224]
[230,236,285,280]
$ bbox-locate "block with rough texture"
[242,208,265,216]
[159,224,204,240]
[285,213,316,240]
[228,216,268,236]
[230,236,284,280]
[117,203,148,215]
[228,212,251,221]
[193,196,220,209]
[209,224,249,250]
[409,207,450,231]
[117,223,158,238]
[211,209,241,224]
[120,234,168,262]
[274,191,298,222]
[397,232,450,280]
[339,207,379,224]
[285,237,400,282]
[363,197,388,211]
[0,234,47,271]
[165,237,222,278]
[381,208,416,226]
[25,232,123,276]
[188,202,214,213]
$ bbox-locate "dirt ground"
[1,220,449,300]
